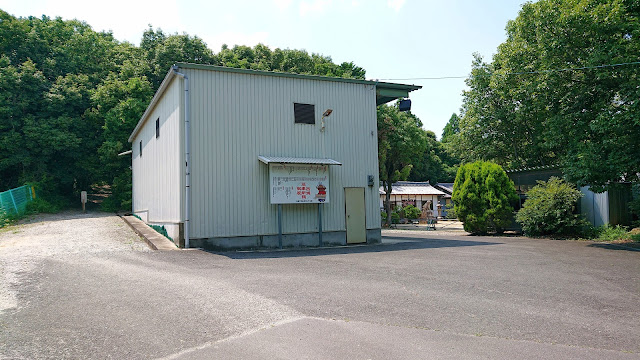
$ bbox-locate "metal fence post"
[9,188,17,214]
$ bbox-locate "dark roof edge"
[128,68,177,143]
[505,165,560,173]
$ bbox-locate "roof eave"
[174,62,421,106]
[128,68,177,143]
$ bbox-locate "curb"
[119,214,179,251]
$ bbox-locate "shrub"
[444,202,457,219]
[452,161,518,234]
[515,177,586,236]
[0,208,12,228]
[101,170,132,212]
[25,198,60,214]
[391,210,400,224]
[403,204,421,219]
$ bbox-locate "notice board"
[269,163,329,204]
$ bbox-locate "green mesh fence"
[0,185,35,216]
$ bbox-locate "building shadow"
[587,243,640,252]
[209,236,502,259]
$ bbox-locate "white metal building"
[128,63,420,249]
[380,182,447,217]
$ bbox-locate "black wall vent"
[294,103,315,124]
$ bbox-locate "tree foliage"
[455,0,640,190]
[0,11,368,210]
[440,113,460,144]
[407,129,459,184]
[515,177,586,236]
[452,161,518,234]
[378,105,427,226]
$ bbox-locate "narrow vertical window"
[156,118,160,138]
[139,140,142,157]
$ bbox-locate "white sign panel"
[269,163,329,204]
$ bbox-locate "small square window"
[294,103,315,124]
[156,118,160,138]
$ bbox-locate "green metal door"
[345,187,366,244]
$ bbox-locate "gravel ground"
[0,211,150,314]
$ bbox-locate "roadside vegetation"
[515,177,586,237]
[514,177,640,247]
[447,0,639,243]
[0,197,61,228]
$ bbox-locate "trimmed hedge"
[452,161,518,234]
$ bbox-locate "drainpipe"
[172,66,190,249]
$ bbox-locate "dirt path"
[0,211,149,314]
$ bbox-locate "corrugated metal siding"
[608,185,631,225]
[185,67,379,238]
[580,186,609,227]
[132,77,182,224]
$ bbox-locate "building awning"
[376,83,422,106]
[258,156,342,166]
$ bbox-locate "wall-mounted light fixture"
[320,109,333,132]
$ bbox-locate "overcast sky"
[0,0,530,138]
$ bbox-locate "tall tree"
[378,105,427,226]
[441,113,460,144]
[407,130,459,184]
[455,0,640,189]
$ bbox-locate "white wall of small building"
[181,67,380,240]
[131,77,183,240]
[381,194,442,216]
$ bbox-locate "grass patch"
[0,198,60,229]
[586,225,640,250]
[594,225,630,242]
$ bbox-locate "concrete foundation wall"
[190,228,381,250]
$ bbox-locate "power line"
[378,61,640,81]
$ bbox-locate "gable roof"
[434,183,454,194]
[379,182,445,196]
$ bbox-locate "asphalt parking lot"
[1,212,639,359]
